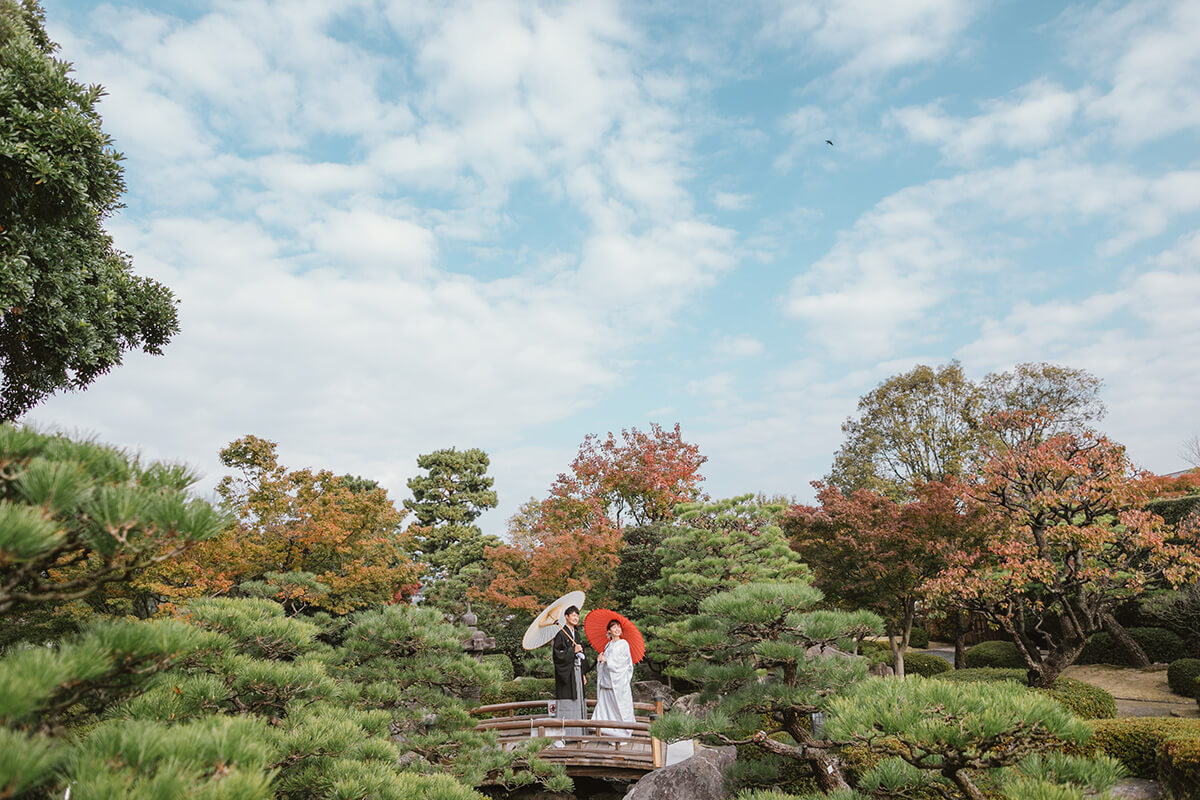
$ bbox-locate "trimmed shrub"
[904,653,951,677]
[480,677,553,705]
[964,640,1025,668]
[1158,733,1200,800]
[1038,676,1116,720]
[1079,627,1186,665]
[480,654,514,683]
[1169,659,1200,698]
[908,627,929,649]
[935,668,1028,684]
[859,640,892,665]
[934,670,1115,719]
[1082,718,1200,778]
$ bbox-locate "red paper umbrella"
[584,609,645,663]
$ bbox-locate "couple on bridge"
[551,605,635,743]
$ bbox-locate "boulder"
[1104,778,1164,800]
[632,680,677,709]
[624,746,736,800]
[672,692,718,718]
[868,662,895,678]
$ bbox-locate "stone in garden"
[672,692,718,718]
[1104,778,1164,799]
[624,746,736,800]
[632,680,677,708]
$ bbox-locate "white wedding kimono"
[591,638,635,737]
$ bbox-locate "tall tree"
[559,422,707,527]
[652,581,882,792]
[480,423,706,612]
[146,435,419,614]
[784,480,989,676]
[0,1,179,421]
[828,361,1105,498]
[404,448,500,616]
[926,413,1200,687]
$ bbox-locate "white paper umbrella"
[521,590,586,650]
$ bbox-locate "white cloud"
[714,335,764,358]
[712,191,752,211]
[768,0,982,81]
[890,79,1083,162]
[1058,0,1200,144]
[784,157,1200,358]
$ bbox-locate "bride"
[592,619,635,738]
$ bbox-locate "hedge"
[1082,718,1200,784]
[480,654,514,683]
[1039,676,1116,720]
[1078,627,1186,665]
[1168,659,1200,698]
[934,669,1115,719]
[480,677,554,705]
[908,627,929,649]
[903,653,951,677]
[964,640,1025,668]
[935,668,1027,684]
[1158,733,1200,800]
[1146,494,1200,528]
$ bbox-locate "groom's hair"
[565,606,580,616]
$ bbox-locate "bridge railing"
[471,699,665,774]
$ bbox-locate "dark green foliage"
[611,522,668,610]
[907,626,929,649]
[481,678,554,705]
[1041,677,1117,720]
[0,425,227,621]
[857,640,891,665]
[0,1,179,421]
[1079,627,1185,665]
[480,653,514,683]
[964,640,1025,668]
[1169,659,1200,698]
[404,447,503,625]
[902,653,951,677]
[935,667,1028,684]
[1146,495,1200,528]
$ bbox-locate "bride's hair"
[607,620,622,634]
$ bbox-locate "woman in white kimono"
[592,619,635,738]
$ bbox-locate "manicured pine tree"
[652,581,883,792]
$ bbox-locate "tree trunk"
[946,768,988,800]
[890,600,915,677]
[954,610,968,669]
[1102,613,1150,667]
[750,732,851,791]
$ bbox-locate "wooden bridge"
[471,699,666,779]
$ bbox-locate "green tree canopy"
[828,361,1104,499]
[0,1,179,421]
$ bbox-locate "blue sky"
[27,0,1200,532]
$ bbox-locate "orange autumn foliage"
[143,435,419,614]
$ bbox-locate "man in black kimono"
[551,605,592,744]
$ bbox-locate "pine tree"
[652,581,883,792]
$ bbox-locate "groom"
[551,605,592,744]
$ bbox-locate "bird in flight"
[825,139,834,147]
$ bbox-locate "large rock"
[1104,778,1164,799]
[671,693,718,718]
[632,680,677,709]
[624,746,736,800]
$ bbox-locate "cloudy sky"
[27,0,1200,532]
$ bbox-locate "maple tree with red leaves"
[144,435,420,614]
[784,480,989,676]
[480,423,706,611]
[925,412,1200,687]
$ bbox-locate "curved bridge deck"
[471,699,665,779]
